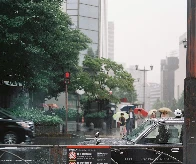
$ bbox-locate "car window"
[138,123,183,144]
[0,112,10,119]
[127,120,153,141]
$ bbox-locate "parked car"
[78,117,184,163]
[0,109,35,144]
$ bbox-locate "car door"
[136,122,183,163]
[111,122,183,164]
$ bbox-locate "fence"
[0,144,183,164]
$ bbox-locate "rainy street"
[0,128,121,164]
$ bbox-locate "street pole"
[64,72,70,134]
[184,0,196,163]
[65,83,68,134]
[135,65,153,109]
[143,67,146,109]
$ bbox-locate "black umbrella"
[105,103,117,108]
[120,105,135,112]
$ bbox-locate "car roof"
[146,117,184,124]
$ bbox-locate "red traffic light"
[65,72,70,79]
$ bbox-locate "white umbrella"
[113,112,129,120]
[148,109,157,115]
[158,107,172,113]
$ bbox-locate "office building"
[148,83,161,109]
[160,54,179,107]
[46,0,108,108]
[108,21,114,61]
[65,0,108,65]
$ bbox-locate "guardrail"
[0,144,183,164]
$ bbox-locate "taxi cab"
[78,112,184,163]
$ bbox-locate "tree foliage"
[0,0,91,100]
[152,91,184,111]
[152,98,164,109]
[76,56,135,103]
[176,91,184,110]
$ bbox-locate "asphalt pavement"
[74,123,121,138]
[33,123,121,145]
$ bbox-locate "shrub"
[44,108,81,121]
[10,108,63,126]
[85,111,106,119]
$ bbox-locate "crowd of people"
[105,106,177,137]
[117,107,172,136]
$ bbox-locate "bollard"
[89,122,94,130]
[60,124,63,133]
[102,122,107,130]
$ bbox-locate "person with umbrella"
[135,109,144,127]
[126,107,135,135]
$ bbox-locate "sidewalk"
[73,123,121,138]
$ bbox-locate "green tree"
[176,91,184,110]
[170,98,177,112]
[112,88,137,103]
[152,98,164,109]
[76,56,135,104]
[0,0,91,104]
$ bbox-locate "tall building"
[174,32,187,100]
[65,0,108,65]
[108,21,114,61]
[148,83,161,109]
[160,54,179,107]
[46,0,108,108]
[126,65,150,109]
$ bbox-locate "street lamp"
[135,65,153,109]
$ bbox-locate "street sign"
[67,145,111,164]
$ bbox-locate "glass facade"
[66,0,101,65]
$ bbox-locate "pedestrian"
[126,108,135,135]
[118,113,126,136]
[150,112,156,118]
[136,109,144,127]
[161,111,169,118]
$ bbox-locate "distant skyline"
[108,0,187,83]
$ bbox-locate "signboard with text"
[67,145,111,164]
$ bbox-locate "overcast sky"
[108,0,187,83]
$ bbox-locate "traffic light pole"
[65,83,68,134]
[64,72,70,134]
[184,0,196,163]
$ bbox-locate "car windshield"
[0,109,16,120]
[127,119,154,141]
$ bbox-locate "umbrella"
[39,103,48,108]
[47,104,58,108]
[113,112,129,120]
[134,108,148,117]
[148,109,157,116]
[158,107,172,113]
[105,103,117,109]
[120,105,135,112]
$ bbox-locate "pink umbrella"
[47,104,58,108]
[39,103,48,107]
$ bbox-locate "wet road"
[33,136,86,145]
[32,128,121,145]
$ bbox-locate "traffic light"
[64,72,70,84]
